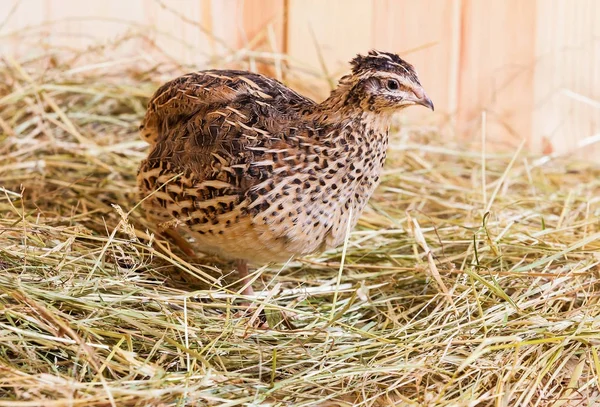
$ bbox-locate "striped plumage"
[137,50,433,294]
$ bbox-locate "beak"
[411,86,434,111]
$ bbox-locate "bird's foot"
[163,228,197,258]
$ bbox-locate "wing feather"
[138,69,316,226]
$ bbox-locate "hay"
[1,40,600,407]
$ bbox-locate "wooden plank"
[0,0,285,70]
[44,0,146,56]
[456,0,537,150]
[143,0,284,71]
[372,0,459,125]
[239,0,284,51]
[239,0,285,77]
[532,0,600,159]
[207,0,241,59]
[0,0,51,57]
[286,0,373,100]
[2,0,597,159]
[283,0,460,126]
[143,0,215,67]
[1,0,148,60]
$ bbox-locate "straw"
[1,27,600,407]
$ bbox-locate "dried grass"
[1,33,600,407]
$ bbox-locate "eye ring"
[386,79,400,91]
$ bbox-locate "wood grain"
[239,0,285,76]
[0,0,598,158]
[456,0,537,149]
[372,0,459,125]
[532,0,600,158]
[286,0,373,99]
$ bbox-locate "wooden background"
[1,0,599,158]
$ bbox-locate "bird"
[137,50,434,296]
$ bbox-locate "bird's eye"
[386,79,400,91]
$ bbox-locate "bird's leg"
[163,228,196,257]
[236,259,254,296]
[234,259,269,328]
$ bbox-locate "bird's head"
[339,50,434,113]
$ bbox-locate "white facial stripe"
[371,72,416,89]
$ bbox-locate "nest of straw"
[1,39,600,407]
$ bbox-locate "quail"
[137,50,434,295]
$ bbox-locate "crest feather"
[350,50,420,84]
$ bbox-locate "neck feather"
[312,81,392,135]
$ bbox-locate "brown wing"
[139,69,314,147]
[137,70,316,227]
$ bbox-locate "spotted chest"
[245,121,389,257]
[138,117,389,264]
